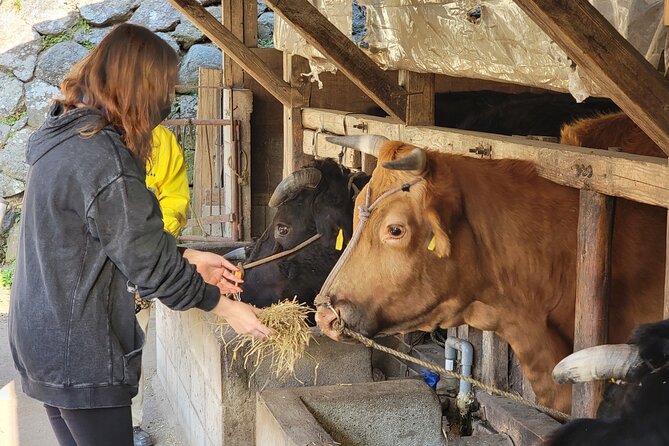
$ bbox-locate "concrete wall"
[155,304,374,446]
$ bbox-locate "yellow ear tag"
[427,235,437,252]
[335,228,344,251]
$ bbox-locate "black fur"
[241,159,370,309]
[545,319,669,446]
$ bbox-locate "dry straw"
[216,298,315,381]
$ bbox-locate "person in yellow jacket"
[132,125,189,446]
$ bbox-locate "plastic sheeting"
[274,0,664,99]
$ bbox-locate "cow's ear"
[425,207,451,257]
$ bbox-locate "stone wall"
[0,0,231,267]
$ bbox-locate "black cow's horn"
[552,344,642,384]
[325,135,388,158]
[269,167,322,208]
[383,147,427,174]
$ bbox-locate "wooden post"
[194,68,224,235]
[482,331,509,390]
[572,189,614,418]
[283,54,312,176]
[398,70,435,126]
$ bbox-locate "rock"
[25,80,61,128]
[0,129,32,182]
[156,32,181,55]
[258,1,270,15]
[2,206,16,233]
[77,0,138,26]
[173,6,220,49]
[176,95,198,118]
[73,26,112,47]
[0,73,24,119]
[35,41,90,87]
[5,222,21,263]
[0,5,41,81]
[11,115,28,133]
[19,0,78,35]
[177,44,222,90]
[0,125,10,149]
[257,11,274,42]
[128,0,183,32]
[0,175,25,199]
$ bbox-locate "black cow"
[546,319,669,446]
[367,90,619,137]
[240,159,370,308]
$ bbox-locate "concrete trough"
[256,379,447,446]
[155,306,373,446]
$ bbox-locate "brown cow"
[316,118,665,413]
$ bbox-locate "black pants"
[44,404,133,446]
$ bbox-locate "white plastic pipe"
[445,337,474,399]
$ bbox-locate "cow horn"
[325,135,388,158]
[268,167,322,208]
[552,344,642,384]
[383,147,427,174]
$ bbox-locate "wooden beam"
[168,0,293,107]
[193,68,223,235]
[572,190,614,418]
[399,70,435,126]
[302,109,669,208]
[476,390,561,445]
[303,130,361,169]
[482,331,509,390]
[263,0,408,121]
[221,0,245,87]
[512,0,669,156]
[283,54,313,176]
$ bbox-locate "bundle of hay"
[216,298,315,381]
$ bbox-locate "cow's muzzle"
[315,294,346,341]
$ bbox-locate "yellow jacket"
[146,125,189,238]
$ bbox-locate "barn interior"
[154,0,669,445]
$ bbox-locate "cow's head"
[241,159,370,308]
[316,135,467,340]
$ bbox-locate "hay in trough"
[216,298,315,381]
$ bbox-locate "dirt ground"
[0,291,187,445]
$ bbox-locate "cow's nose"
[315,304,344,341]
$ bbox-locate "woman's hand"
[211,296,272,337]
[182,248,243,294]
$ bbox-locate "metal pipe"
[445,337,474,403]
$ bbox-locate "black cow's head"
[240,159,370,308]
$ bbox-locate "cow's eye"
[275,224,290,237]
[387,225,405,238]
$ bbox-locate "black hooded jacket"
[8,104,219,409]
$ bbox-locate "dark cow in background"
[316,126,665,412]
[240,159,370,308]
[367,90,619,137]
[546,319,669,446]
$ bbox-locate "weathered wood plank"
[399,70,435,126]
[221,0,244,86]
[263,0,408,121]
[283,54,313,176]
[513,0,669,156]
[301,109,669,208]
[302,130,361,169]
[482,331,509,390]
[476,390,561,446]
[167,0,293,107]
[193,69,223,235]
[572,190,614,417]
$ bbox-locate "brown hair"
[59,24,178,167]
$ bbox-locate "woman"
[8,24,270,446]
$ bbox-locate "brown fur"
[317,114,665,413]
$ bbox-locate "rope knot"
[358,205,371,222]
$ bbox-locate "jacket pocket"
[122,322,145,387]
